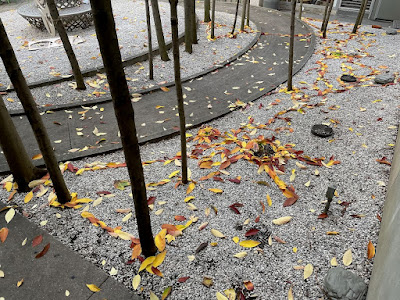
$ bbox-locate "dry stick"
[169,0,188,184]
[246,0,250,27]
[184,0,193,53]
[0,20,71,203]
[298,0,304,19]
[47,0,85,90]
[322,0,334,38]
[287,0,297,91]
[231,0,240,35]
[352,0,368,34]
[89,0,156,257]
[191,0,197,44]
[321,0,330,32]
[144,0,154,79]
[150,0,170,61]
[211,0,216,39]
[204,0,211,22]
[0,95,47,192]
[240,0,248,31]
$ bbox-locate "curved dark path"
[0,3,315,173]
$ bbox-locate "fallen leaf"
[86,284,101,292]
[244,280,254,291]
[304,264,313,280]
[367,240,375,259]
[17,279,24,287]
[234,251,248,258]
[178,276,190,283]
[266,194,272,206]
[202,276,213,287]
[32,153,43,160]
[160,86,170,92]
[35,243,50,258]
[216,292,228,300]
[331,257,338,266]
[343,249,352,266]
[32,235,43,247]
[195,242,208,254]
[239,240,260,248]
[150,291,159,300]
[0,227,9,243]
[153,250,167,267]
[209,188,223,194]
[132,274,141,290]
[245,229,260,237]
[211,229,225,238]
[109,267,118,276]
[5,208,15,224]
[272,216,292,225]
[288,285,294,300]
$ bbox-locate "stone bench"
[18,2,93,31]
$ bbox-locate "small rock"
[324,267,367,300]
[311,124,333,138]
[374,73,395,84]
[386,28,398,35]
[340,74,357,82]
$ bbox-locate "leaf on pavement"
[35,243,50,259]
[86,284,101,292]
[0,227,9,243]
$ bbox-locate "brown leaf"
[244,280,254,291]
[35,243,50,259]
[195,242,208,254]
[174,215,186,221]
[245,229,260,237]
[202,276,213,287]
[318,213,328,219]
[273,235,286,244]
[178,276,190,283]
[32,235,43,247]
[367,240,375,259]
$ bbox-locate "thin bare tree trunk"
[89,0,156,257]
[321,0,330,31]
[0,96,47,192]
[204,0,211,22]
[144,0,154,80]
[191,1,197,44]
[322,0,334,38]
[0,20,71,204]
[288,0,297,91]
[184,0,193,53]
[231,0,240,35]
[352,0,368,34]
[298,0,304,19]
[169,0,188,184]
[240,0,248,31]
[150,0,170,61]
[211,0,216,39]
[246,0,250,27]
[47,0,85,90]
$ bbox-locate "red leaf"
[178,276,190,283]
[32,235,43,247]
[96,191,111,196]
[228,178,241,184]
[67,163,78,173]
[244,280,254,291]
[273,235,286,243]
[318,213,328,219]
[229,206,240,214]
[372,24,382,29]
[174,215,186,221]
[245,229,260,237]
[213,176,224,182]
[152,267,163,277]
[255,216,260,223]
[147,196,156,205]
[260,201,265,213]
[35,243,50,259]
[377,214,382,222]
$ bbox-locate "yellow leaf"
[272,216,292,225]
[232,236,239,243]
[139,256,156,272]
[4,182,12,192]
[23,191,33,204]
[155,229,167,252]
[211,229,225,238]
[150,291,160,300]
[5,208,15,224]
[132,274,141,290]
[216,292,228,300]
[109,267,117,276]
[209,188,223,194]
[288,285,294,300]
[86,284,101,292]
[168,170,180,178]
[184,196,195,202]
[114,230,132,241]
[367,240,375,259]
[224,289,236,299]
[186,182,195,194]
[343,249,352,266]
[304,264,313,280]
[122,212,132,222]
[153,250,167,268]
[233,251,248,258]
[239,240,260,248]
[331,257,338,266]
[266,194,272,206]
[304,180,311,187]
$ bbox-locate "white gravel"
[1,14,399,300]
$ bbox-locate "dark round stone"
[311,124,333,138]
[340,74,357,82]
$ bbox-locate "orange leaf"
[367,240,375,259]
[186,182,195,195]
[131,244,142,260]
[32,235,43,247]
[199,161,213,169]
[0,227,9,243]
[32,153,43,160]
[35,243,50,258]
[219,160,231,170]
[174,215,186,221]
[244,280,254,291]
[160,86,170,92]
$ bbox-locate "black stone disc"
[311,124,333,138]
[340,74,357,82]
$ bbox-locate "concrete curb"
[366,125,400,300]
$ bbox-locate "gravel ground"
[1,16,399,300]
[1,3,257,111]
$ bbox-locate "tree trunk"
[150,0,170,61]
[191,1,197,44]
[204,0,211,22]
[288,0,297,91]
[246,0,250,27]
[352,0,368,34]
[144,0,154,80]
[0,20,71,204]
[211,0,216,39]
[89,0,156,257]
[240,0,248,31]
[46,0,85,90]
[0,96,47,192]
[231,0,240,35]
[322,0,334,38]
[184,0,193,53]
[321,0,330,32]
[169,0,188,185]
[298,0,304,19]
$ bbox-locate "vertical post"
[211,0,216,39]
[322,0,334,38]
[321,0,330,32]
[231,0,240,35]
[298,0,304,19]
[46,0,86,90]
[191,0,198,44]
[89,0,156,256]
[144,0,154,80]
[0,20,71,204]
[150,0,170,61]
[246,0,250,27]
[352,0,368,34]
[204,0,211,22]
[184,0,193,53]
[169,0,189,185]
[0,95,47,192]
[240,0,248,31]
[288,0,297,91]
